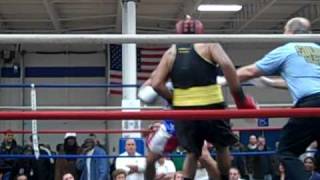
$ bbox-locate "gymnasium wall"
[0,42,291,155]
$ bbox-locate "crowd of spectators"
[0,130,317,180]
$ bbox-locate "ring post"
[121,0,141,138]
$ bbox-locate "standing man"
[76,138,108,180]
[234,17,320,180]
[151,15,256,179]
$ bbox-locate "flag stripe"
[141,54,163,58]
[141,62,159,66]
[109,44,167,95]
[140,47,168,51]
[110,90,122,95]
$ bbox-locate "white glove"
[138,85,158,104]
[217,76,227,86]
[165,81,174,91]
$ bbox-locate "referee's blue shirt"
[255,42,320,104]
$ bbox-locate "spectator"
[0,130,23,179]
[170,146,185,171]
[173,171,183,180]
[17,145,33,179]
[247,135,258,150]
[273,163,287,180]
[64,133,79,155]
[245,134,258,178]
[300,141,317,161]
[251,136,273,180]
[89,133,106,151]
[24,136,55,180]
[229,167,244,180]
[62,173,75,180]
[115,138,146,180]
[13,142,53,180]
[304,157,315,176]
[56,143,64,155]
[55,133,80,180]
[77,137,109,180]
[15,174,27,180]
[155,157,176,180]
[230,141,248,179]
[194,161,209,180]
[111,169,126,180]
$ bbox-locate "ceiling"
[0,0,319,34]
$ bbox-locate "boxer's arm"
[142,69,158,87]
[208,43,242,95]
[151,46,175,102]
[209,44,256,109]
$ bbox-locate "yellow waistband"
[173,84,224,106]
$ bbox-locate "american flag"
[108,44,168,95]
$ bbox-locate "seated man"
[155,157,176,179]
[229,167,244,180]
[115,138,146,180]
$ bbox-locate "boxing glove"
[165,81,174,91]
[232,89,257,109]
[216,76,227,86]
[138,85,158,104]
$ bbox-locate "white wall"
[0,44,108,149]
[0,43,292,154]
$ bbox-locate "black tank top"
[171,44,219,88]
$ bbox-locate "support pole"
[121,0,141,138]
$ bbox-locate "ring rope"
[0,104,292,110]
[0,151,278,159]
[0,83,139,88]
[0,127,282,134]
[0,82,256,88]
[0,108,318,120]
[0,34,318,44]
[0,106,164,110]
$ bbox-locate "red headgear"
[176,16,204,34]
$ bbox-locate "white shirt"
[86,149,94,180]
[115,152,146,180]
[155,159,176,174]
[195,168,209,180]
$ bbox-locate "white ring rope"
[0,34,317,44]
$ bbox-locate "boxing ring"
[0,34,318,161]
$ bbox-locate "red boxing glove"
[232,89,257,109]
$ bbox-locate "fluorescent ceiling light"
[198,4,243,12]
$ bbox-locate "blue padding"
[1,67,106,78]
[25,67,105,77]
[119,138,145,155]
[1,67,21,78]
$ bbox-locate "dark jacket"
[0,140,23,180]
[18,145,54,180]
